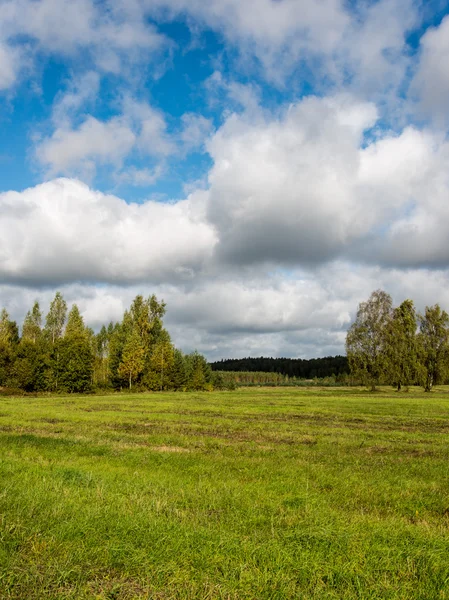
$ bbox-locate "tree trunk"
[397,382,401,391]
[129,373,132,390]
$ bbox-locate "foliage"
[56,337,93,393]
[8,339,47,391]
[346,290,393,390]
[346,291,449,391]
[118,328,145,390]
[417,305,449,392]
[44,291,67,344]
[0,292,213,393]
[65,304,86,339]
[21,301,42,343]
[211,355,349,378]
[385,299,419,390]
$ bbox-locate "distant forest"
[210,356,349,379]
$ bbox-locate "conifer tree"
[11,339,47,391]
[65,304,87,339]
[56,304,94,392]
[108,322,126,388]
[22,301,42,343]
[170,349,188,390]
[187,351,212,390]
[56,337,93,393]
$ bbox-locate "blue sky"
[1,0,449,359]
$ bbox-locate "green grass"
[0,387,449,599]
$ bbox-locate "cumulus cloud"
[0,0,423,103]
[13,93,449,290]
[206,95,379,265]
[336,0,418,95]
[356,128,449,267]
[36,116,137,179]
[145,0,417,94]
[201,95,449,271]
[412,15,449,125]
[3,1,449,361]
[149,0,349,82]
[152,265,449,358]
[36,98,179,179]
[36,93,213,181]
[0,0,167,84]
[0,178,216,285]
[4,263,449,360]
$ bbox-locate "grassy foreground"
[0,388,448,599]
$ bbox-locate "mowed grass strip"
[0,388,448,599]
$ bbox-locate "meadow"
[0,387,448,599]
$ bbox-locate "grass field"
[0,387,448,599]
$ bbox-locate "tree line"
[210,356,349,378]
[346,290,449,391]
[0,293,221,393]
[214,371,349,387]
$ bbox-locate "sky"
[1,0,449,360]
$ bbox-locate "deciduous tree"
[346,290,392,390]
[386,299,418,391]
[118,329,145,390]
[45,292,67,344]
[417,305,449,392]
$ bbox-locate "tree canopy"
[0,293,217,393]
[346,291,449,391]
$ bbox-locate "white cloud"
[145,0,417,93]
[0,178,217,285]
[8,0,165,58]
[179,113,214,151]
[114,165,165,187]
[205,95,379,265]
[0,0,422,103]
[3,1,449,361]
[51,71,100,128]
[22,93,449,292]
[123,99,175,157]
[0,42,20,90]
[205,71,261,114]
[4,262,449,359]
[36,98,177,179]
[150,0,349,73]
[356,128,449,267]
[36,94,214,181]
[36,116,137,179]
[0,0,168,91]
[199,94,449,270]
[336,0,418,95]
[412,15,449,125]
